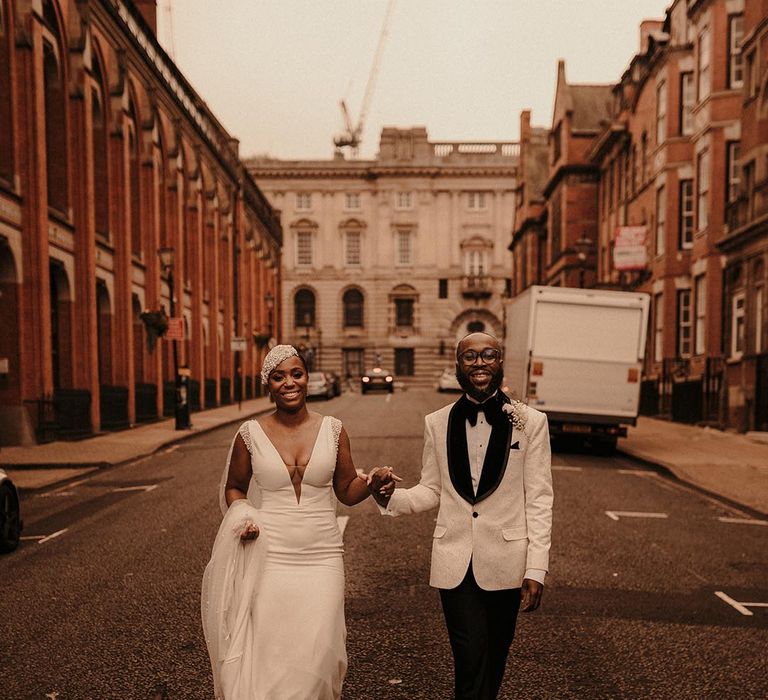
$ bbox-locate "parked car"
[0,468,22,553]
[437,367,462,392]
[361,367,394,394]
[306,371,335,400]
[325,371,342,397]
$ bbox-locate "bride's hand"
[237,521,260,541]
[367,466,402,497]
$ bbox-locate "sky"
[155,1,671,160]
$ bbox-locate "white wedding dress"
[202,415,347,700]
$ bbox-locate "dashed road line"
[38,528,69,544]
[617,469,650,475]
[110,484,158,493]
[552,465,582,472]
[605,510,669,521]
[714,590,768,616]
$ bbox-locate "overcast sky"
[156,1,670,160]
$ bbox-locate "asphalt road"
[1,389,767,699]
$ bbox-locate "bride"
[201,345,395,699]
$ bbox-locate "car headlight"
[385,376,393,382]
[362,377,370,382]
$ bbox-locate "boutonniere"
[501,399,527,433]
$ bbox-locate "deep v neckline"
[254,416,326,504]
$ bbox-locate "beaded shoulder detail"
[329,417,342,453]
[238,421,253,456]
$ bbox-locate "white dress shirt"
[467,394,546,587]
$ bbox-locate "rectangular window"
[550,189,562,261]
[395,191,412,209]
[467,192,487,210]
[344,192,361,210]
[747,51,757,98]
[394,348,415,376]
[679,179,694,249]
[695,274,706,355]
[656,81,667,144]
[744,161,756,220]
[344,231,361,266]
[438,278,448,299]
[295,193,312,211]
[296,230,313,266]
[641,133,648,183]
[757,287,764,354]
[680,72,695,135]
[729,14,744,89]
[731,291,745,358]
[395,230,413,265]
[677,289,692,358]
[698,26,711,101]
[656,186,666,256]
[654,293,664,362]
[395,299,414,327]
[726,141,741,204]
[697,149,710,231]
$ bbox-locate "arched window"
[91,53,109,238]
[343,288,364,328]
[0,0,14,181]
[294,288,315,328]
[43,41,67,212]
[128,98,142,259]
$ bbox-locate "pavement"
[618,416,768,518]
[2,397,768,517]
[1,396,273,492]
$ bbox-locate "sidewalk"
[1,396,273,492]
[619,416,768,517]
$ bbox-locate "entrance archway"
[49,260,73,389]
[0,242,22,445]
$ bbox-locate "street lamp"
[158,247,191,430]
[574,235,593,289]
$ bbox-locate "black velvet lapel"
[447,393,514,504]
[447,399,475,503]
[474,412,513,503]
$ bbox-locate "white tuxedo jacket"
[384,399,553,591]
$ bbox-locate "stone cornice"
[247,164,519,180]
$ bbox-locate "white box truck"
[503,286,650,450]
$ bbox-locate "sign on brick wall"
[613,226,647,271]
[165,317,185,341]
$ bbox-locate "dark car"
[0,468,22,553]
[361,367,394,394]
[325,371,342,397]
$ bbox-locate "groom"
[370,332,553,700]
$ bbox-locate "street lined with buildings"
[2,389,767,699]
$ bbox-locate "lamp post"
[264,290,274,339]
[158,247,190,430]
[574,235,593,289]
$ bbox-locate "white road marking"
[337,515,350,536]
[717,516,768,526]
[38,491,75,498]
[162,445,181,454]
[111,484,158,493]
[385,393,392,403]
[20,535,45,541]
[618,469,650,475]
[552,465,582,472]
[714,591,761,616]
[605,510,669,521]
[38,528,68,544]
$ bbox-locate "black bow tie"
[464,399,496,427]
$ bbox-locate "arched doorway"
[133,295,157,422]
[449,309,503,347]
[49,260,73,389]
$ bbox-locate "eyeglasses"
[458,348,501,364]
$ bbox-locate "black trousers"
[439,563,522,700]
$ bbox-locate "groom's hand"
[367,466,401,506]
[520,578,543,612]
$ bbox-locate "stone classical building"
[247,128,518,387]
[0,0,282,444]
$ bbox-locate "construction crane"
[333,0,396,158]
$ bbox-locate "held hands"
[366,466,402,505]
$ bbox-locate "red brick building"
[512,0,764,432]
[0,0,282,445]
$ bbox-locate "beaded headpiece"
[260,344,299,385]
